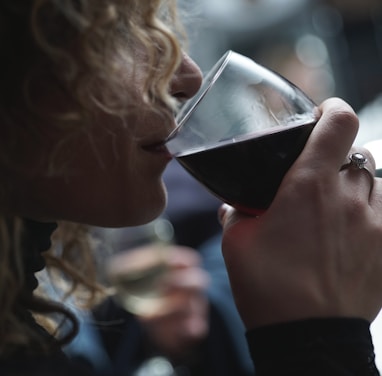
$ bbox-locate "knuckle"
[329,108,359,133]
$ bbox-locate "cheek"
[103,144,169,226]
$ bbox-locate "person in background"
[88,160,253,375]
[0,1,382,375]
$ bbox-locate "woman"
[0,1,381,375]
[0,1,201,373]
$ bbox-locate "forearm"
[246,318,380,375]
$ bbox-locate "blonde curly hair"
[0,0,186,355]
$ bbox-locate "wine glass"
[166,50,318,215]
[106,218,175,317]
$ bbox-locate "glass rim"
[166,50,233,142]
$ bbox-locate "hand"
[135,245,210,359]
[219,98,382,330]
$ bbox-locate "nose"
[170,53,203,100]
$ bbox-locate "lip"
[142,141,173,159]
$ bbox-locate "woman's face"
[8,53,203,227]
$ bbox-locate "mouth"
[142,140,172,158]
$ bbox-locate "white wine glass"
[106,218,175,317]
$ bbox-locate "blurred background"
[181,0,382,110]
[180,0,382,173]
[177,0,382,370]
[80,2,382,375]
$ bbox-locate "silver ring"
[340,153,375,197]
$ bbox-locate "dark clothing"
[0,351,93,376]
[246,318,379,375]
[2,317,378,376]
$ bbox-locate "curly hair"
[0,0,186,355]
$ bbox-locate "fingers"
[155,247,210,313]
[339,147,376,202]
[218,203,258,230]
[139,293,209,357]
[217,97,382,329]
[218,203,235,228]
[165,245,203,269]
[139,264,209,341]
[279,98,376,208]
[161,245,210,291]
[294,98,359,175]
[163,267,210,293]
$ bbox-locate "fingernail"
[217,204,231,225]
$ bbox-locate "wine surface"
[177,121,316,214]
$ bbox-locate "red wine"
[176,121,316,215]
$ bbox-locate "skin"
[6,53,203,227]
[219,98,382,330]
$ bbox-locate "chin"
[135,202,166,226]
[115,185,168,227]
[93,203,165,228]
